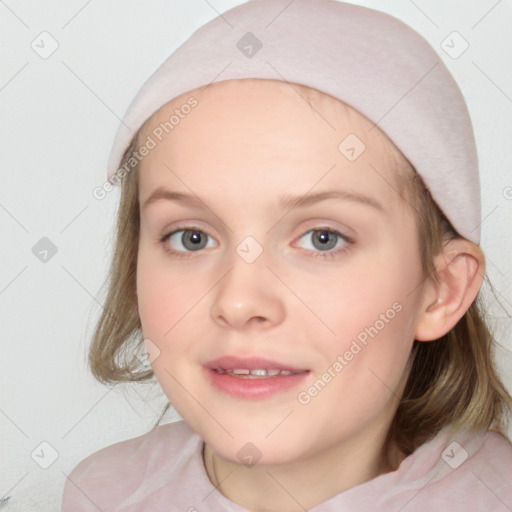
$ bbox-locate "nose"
[209,251,286,331]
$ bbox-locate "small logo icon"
[31,32,59,59]
[236,236,263,264]
[32,237,58,263]
[441,31,469,59]
[441,441,468,469]
[236,442,262,467]
[135,338,161,366]
[31,441,59,469]
[338,133,366,161]
[236,32,263,58]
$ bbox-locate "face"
[136,79,427,466]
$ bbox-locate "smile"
[214,368,308,378]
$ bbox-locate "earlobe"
[415,239,485,342]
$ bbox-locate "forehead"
[137,79,410,214]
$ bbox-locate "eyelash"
[158,225,354,261]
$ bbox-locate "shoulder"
[370,427,512,512]
[61,420,200,511]
[423,428,512,511]
[67,420,196,480]
[462,428,512,476]
[469,429,512,478]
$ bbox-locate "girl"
[62,0,512,510]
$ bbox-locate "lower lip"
[204,368,310,399]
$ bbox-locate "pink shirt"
[62,420,512,511]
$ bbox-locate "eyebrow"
[142,187,385,213]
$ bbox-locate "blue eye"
[161,228,216,255]
[296,228,352,259]
[159,226,352,260]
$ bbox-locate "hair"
[89,83,512,464]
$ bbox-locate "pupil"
[313,230,336,251]
[183,231,206,250]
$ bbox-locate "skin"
[135,79,484,511]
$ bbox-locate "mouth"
[204,356,310,399]
[213,368,308,378]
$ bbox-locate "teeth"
[250,369,267,376]
[232,369,250,375]
[215,368,306,378]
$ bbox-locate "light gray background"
[1,1,511,510]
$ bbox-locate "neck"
[203,419,405,512]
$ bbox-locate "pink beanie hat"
[107,0,481,244]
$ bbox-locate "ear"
[415,238,485,341]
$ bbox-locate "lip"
[205,355,307,372]
[203,355,310,400]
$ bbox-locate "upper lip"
[205,355,308,372]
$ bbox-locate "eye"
[296,228,352,259]
[160,227,216,255]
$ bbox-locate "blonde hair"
[90,97,511,459]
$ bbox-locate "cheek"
[297,244,422,394]
[136,250,206,387]
[136,258,197,409]
[136,249,194,340]
[298,309,415,438]
[291,253,420,346]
